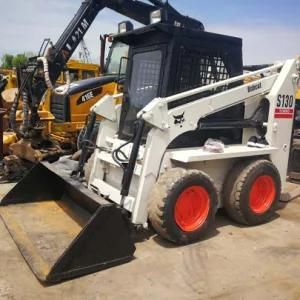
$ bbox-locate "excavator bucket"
[0,163,135,283]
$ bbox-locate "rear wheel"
[223,159,281,225]
[149,168,218,244]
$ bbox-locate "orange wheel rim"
[174,186,210,232]
[249,175,276,214]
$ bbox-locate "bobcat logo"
[173,112,185,128]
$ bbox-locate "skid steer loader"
[1,6,300,284]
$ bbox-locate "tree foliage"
[11,54,28,68]
[1,54,14,69]
[1,52,34,69]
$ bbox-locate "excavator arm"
[12,0,204,136]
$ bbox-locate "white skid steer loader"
[88,59,299,238]
[1,20,299,283]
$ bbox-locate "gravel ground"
[0,182,299,299]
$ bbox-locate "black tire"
[149,168,218,245]
[223,159,281,225]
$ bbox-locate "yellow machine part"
[1,61,101,149]
[70,82,116,123]
[1,62,123,154]
[49,81,118,136]
[48,81,123,147]
[56,60,100,84]
[0,69,17,90]
[1,60,100,91]
[3,110,55,133]
[2,110,55,155]
[296,88,300,101]
[3,132,18,155]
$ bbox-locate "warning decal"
[274,108,294,119]
[275,94,294,119]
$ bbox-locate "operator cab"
[50,27,130,124]
[114,21,244,147]
[104,41,129,75]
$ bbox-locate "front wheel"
[149,168,218,245]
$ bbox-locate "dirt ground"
[0,182,299,300]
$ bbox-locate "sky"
[0,0,299,65]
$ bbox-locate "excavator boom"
[13,0,204,133]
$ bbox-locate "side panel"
[69,82,116,123]
[170,158,238,208]
[267,60,297,183]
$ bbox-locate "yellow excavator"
[0,36,128,180]
[0,0,169,181]
[1,59,100,154]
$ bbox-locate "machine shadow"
[145,208,281,249]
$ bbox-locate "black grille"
[129,50,162,108]
[175,47,230,94]
[168,48,231,109]
[50,94,70,122]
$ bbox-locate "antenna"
[78,39,91,64]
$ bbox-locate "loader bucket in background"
[0,163,135,283]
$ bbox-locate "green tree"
[1,54,14,69]
[12,54,28,68]
[1,53,33,69]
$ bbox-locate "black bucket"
[0,163,135,283]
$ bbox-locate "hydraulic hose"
[9,70,32,131]
[73,111,97,177]
[37,57,70,95]
[120,119,145,197]
[21,91,30,135]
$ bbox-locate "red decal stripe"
[275,108,294,114]
[274,113,294,119]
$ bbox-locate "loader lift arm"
[12,0,204,136]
